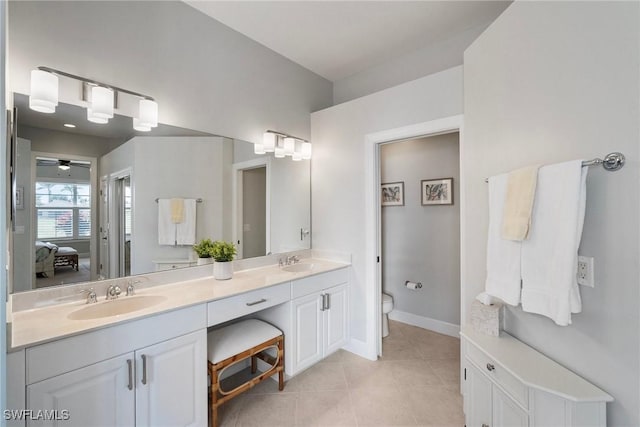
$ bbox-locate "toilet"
[382,293,394,338]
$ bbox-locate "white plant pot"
[197,257,213,266]
[213,261,233,280]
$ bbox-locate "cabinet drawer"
[291,268,349,299]
[466,341,528,409]
[207,283,290,326]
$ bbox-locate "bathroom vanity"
[7,258,350,427]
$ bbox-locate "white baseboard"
[343,337,377,361]
[389,310,460,338]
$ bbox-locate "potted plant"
[193,238,215,265]
[210,240,237,280]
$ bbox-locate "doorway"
[363,115,464,359]
[233,158,270,259]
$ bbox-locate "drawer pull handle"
[246,298,267,306]
[486,363,495,372]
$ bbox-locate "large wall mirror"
[10,94,311,294]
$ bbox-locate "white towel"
[521,160,587,326]
[158,199,176,245]
[175,199,197,245]
[485,173,522,306]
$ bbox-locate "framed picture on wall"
[421,178,453,206]
[381,182,404,207]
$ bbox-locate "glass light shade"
[274,146,285,158]
[283,137,296,156]
[263,132,276,152]
[90,86,114,119]
[138,99,158,128]
[87,109,108,124]
[292,151,303,161]
[301,142,312,160]
[58,165,71,171]
[29,69,59,113]
[254,143,266,155]
[133,118,151,132]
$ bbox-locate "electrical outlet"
[577,256,594,287]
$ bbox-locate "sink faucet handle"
[106,285,122,300]
[80,288,97,304]
[126,280,140,296]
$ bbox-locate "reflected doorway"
[233,158,270,260]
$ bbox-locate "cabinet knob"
[486,363,495,372]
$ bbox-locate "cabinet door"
[291,292,324,374]
[324,283,348,356]
[466,363,492,427]
[27,353,135,427]
[135,330,207,427]
[493,385,528,427]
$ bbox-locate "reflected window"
[35,181,91,240]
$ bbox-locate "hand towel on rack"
[521,160,587,326]
[485,173,522,306]
[501,165,540,241]
[158,199,176,245]
[170,198,185,224]
[175,198,197,245]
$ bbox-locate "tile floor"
[216,320,464,427]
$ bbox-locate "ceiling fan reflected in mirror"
[36,157,91,171]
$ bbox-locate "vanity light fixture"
[28,66,158,131]
[257,130,311,161]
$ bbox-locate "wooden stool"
[207,319,284,427]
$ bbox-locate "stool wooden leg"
[251,355,257,374]
[277,336,284,391]
[209,362,219,427]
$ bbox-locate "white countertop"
[10,258,349,350]
[461,326,614,403]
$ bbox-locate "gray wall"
[8,1,332,144]
[381,134,460,325]
[463,2,639,425]
[18,126,121,159]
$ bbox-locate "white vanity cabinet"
[22,305,207,427]
[461,328,613,427]
[290,268,349,374]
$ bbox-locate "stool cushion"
[207,319,282,364]
[56,247,78,255]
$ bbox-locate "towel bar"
[154,197,203,203]
[484,152,625,182]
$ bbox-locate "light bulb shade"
[254,143,266,155]
[133,118,151,132]
[91,86,114,119]
[29,69,58,113]
[138,99,158,128]
[274,146,285,158]
[283,137,296,156]
[301,142,312,160]
[263,132,276,152]
[292,151,303,161]
[87,109,108,124]
[58,165,71,171]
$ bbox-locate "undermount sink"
[281,263,315,273]
[67,295,168,320]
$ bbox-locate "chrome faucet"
[106,284,122,300]
[279,255,300,267]
[80,288,97,304]
[126,280,141,296]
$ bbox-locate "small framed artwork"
[381,182,404,207]
[421,178,453,206]
[15,186,24,210]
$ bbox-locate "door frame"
[364,114,464,358]
[30,150,98,283]
[232,157,271,259]
[107,167,133,278]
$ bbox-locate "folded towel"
[485,173,522,306]
[521,160,587,326]
[176,199,197,245]
[158,199,176,245]
[170,198,185,224]
[501,165,541,241]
